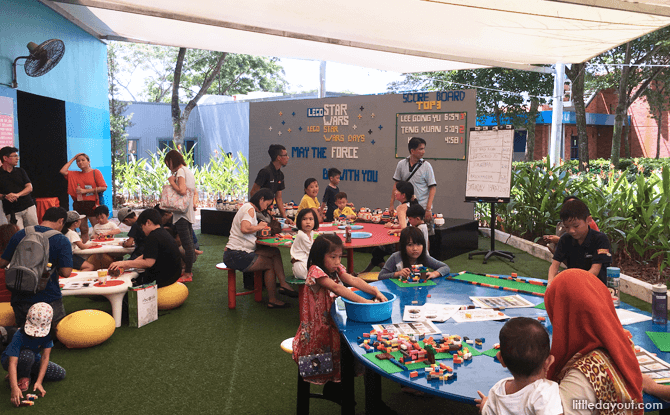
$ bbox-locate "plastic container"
[652,283,668,325]
[342,291,396,323]
[607,267,620,307]
[345,225,352,243]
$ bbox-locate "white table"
[75,237,134,256]
[60,270,139,327]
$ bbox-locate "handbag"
[160,168,193,213]
[128,282,158,328]
[297,352,333,378]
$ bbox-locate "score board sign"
[395,111,467,160]
[465,126,514,202]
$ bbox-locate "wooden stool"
[280,337,342,414]
[216,263,263,309]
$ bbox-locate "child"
[406,203,429,251]
[290,208,319,280]
[547,198,611,285]
[297,178,325,222]
[322,168,341,222]
[62,210,96,271]
[543,196,599,255]
[333,192,356,221]
[363,181,419,273]
[117,207,145,260]
[475,317,562,415]
[91,205,120,239]
[292,234,387,385]
[378,227,448,280]
[1,303,66,407]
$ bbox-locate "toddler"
[290,208,319,280]
[475,317,562,415]
[297,178,325,222]
[62,210,96,271]
[406,203,429,250]
[1,303,66,407]
[322,168,341,222]
[91,205,120,239]
[333,192,356,221]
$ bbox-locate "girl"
[164,150,197,283]
[62,211,97,271]
[378,227,449,280]
[290,208,319,280]
[297,178,325,222]
[293,234,387,385]
[362,181,419,273]
[386,180,419,230]
[1,303,66,407]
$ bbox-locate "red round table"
[257,222,399,274]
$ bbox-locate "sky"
[117,55,407,101]
[279,58,406,95]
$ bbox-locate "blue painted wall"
[0,0,110,210]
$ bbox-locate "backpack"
[5,226,60,294]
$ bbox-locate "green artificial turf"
[1,233,654,414]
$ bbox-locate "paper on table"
[451,308,510,323]
[636,346,670,384]
[403,303,461,322]
[615,308,652,325]
[371,321,441,336]
[470,295,535,309]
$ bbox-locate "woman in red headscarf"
[546,268,643,415]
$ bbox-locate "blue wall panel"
[66,102,112,209]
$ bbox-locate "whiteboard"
[465,127,514,202]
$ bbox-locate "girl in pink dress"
[292,234,387,385]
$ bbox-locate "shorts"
[72,200,97,217]
[223,249,258,272]
[72,254,87,270]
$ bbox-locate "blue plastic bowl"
[342,291,396,323]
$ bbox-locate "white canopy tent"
[40,0,670,162]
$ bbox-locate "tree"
[108,43,134,206]
[642,70,670,159]
[388,68,553,160]
[589,27,670,166]
[565,62,589,171]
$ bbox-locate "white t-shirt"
[482,377,563,415]
[93,221,119,235]
[417,223,429,245]
[290,230,314,264]
[172,166,196,225]
[226,203,258,253]
[65,229,82,253]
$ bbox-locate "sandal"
[267,302,291,309]
[278,287,299,298]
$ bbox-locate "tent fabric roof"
[42,0,670,73]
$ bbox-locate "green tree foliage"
[588,27,670,166]
[388,68,553,160]
[107,43,134,202]
[642,70,670,159]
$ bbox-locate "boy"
[543,196,599,255]
[108,208,181,288]
[322,168,341,222]
[91,205,120,239]
[2,303,66,407]
[475,317,562,415]
[406,204,429,250]
[117,207,146,260]
[333,192,356,220]
[548,199,611,285]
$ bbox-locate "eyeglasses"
[279,154,289,158]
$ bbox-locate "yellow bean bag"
[358,272,379,282]
[56,310,115,349]
[157,282,189,310]
[0,302,15,326]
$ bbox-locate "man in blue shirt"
[0,207,72,333]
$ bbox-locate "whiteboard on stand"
[465,126,514,203]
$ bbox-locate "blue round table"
[333,274,670,414]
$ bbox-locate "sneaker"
[178,275,193,283]
[18,377,29,392]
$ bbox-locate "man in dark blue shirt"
[0,207,72,332]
